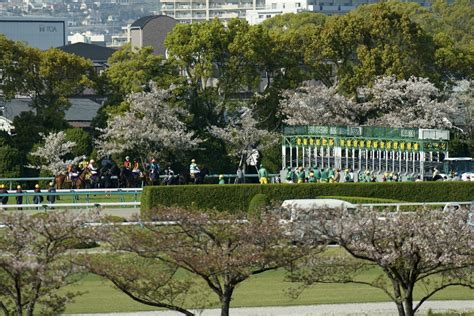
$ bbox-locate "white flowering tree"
[209,108,278,170]
[280,82,359,126]
[360,76,457,128]
[280,77,462,130]
[288,207,474,316]
[0,211,99,316]
[28,131,80,176]
[96,84,201,161]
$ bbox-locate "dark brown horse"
[54,168,89,189]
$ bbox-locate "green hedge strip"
[141,182,474,216]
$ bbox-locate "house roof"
[2,97,101,123]
[58,42,116,62]
[131,15,174,29]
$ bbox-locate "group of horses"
[54,165,210,189]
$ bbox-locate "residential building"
[130,15,177,56]
[246,0,431,24]
[0,97,102,130]
[160,0,265,23]
[58,42,116,74]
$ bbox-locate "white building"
[246,0,431,24]
[160,0,266,23]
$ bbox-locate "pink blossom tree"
[288,207,474,316]
[96,84,201,161]
[0,211,98,316]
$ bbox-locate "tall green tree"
[313,3,437,94]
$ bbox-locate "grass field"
[63,268,474,314]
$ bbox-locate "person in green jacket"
[314,166,321,182]
[320,168,329,182]
[297,166,305,183]
[258,164,268,184]
[308,169,317,183]
[328,168,335,183]
[219,174,225,185]
[286,167,295,183]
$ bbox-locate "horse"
[99,164,120,188]
[74,168,89,189]
[119,167,143,188]
[195,167,209,184]
[54,174,72,190]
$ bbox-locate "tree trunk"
[220,287,234,316]
[403,288,415,316]
[390,279,405,316]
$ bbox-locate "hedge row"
[141,182,474,216]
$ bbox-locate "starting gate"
[282,125,450,179]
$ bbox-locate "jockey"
[67,164,78,180]
[123,156,131,169]
[132,159,141,178]
[88,159,98,175]
[189,159,200,181]
[148,158,160,180]
[78,156,88,171]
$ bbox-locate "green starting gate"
[282,125,449,178]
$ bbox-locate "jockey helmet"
[35,184,40,189]
[16,185,21,189]
[49,182,53,186]
[191,159,196,163]
[90,159,95,163]
[126,156,130,160]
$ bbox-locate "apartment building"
[160,0,266,23]
[161,0,431,24]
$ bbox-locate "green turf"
[3,193,141,206]
[63,268,474,314]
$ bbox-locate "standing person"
[297,166,306,184]
[235,166,244,184]
[47,182,56,206]
[333,168,341,183]
[285,167,294,183]
[15,185,23,210]
[0,184,8,210]
[320,168,329,183]
[219,174,225,185]
[314,166,322,182]
[33,184,43,205]
[164,166,175,185]
[258,164,268,184]
[308,169,316,183]
[189,159,200,184]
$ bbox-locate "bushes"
[141,182,474,216]
[248,193,270,218]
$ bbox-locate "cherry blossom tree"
[96,84,202,161]
[360,76,458,128]
[209,108,279,170]
[28,131,81,176]
[280,82,360,126]
[280,76,462,129]
[0,210,98,316]
[81,207,309,316]
[288,206,474,316]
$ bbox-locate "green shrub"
[141,182,474,217]
[248,194,270,218]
